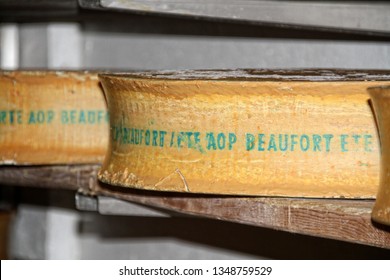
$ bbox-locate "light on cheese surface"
[98,69,390,198]
[0,71,108,165]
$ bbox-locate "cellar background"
[1,0,390,259]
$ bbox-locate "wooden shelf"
[91,0,390,36]
[1,164,390,249]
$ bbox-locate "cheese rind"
[98,69,390,198]
[0,71,109,165]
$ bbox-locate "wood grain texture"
[0,212,11,260]
[100,0,390,35]
[1,165,389,249]
[0,165,99,191]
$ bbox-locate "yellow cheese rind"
[0,71,109,165]
[98,70,390,198]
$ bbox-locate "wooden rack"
[1,165,389,249]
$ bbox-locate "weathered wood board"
[1,165,389,249]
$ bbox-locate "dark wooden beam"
[1,164,389,249]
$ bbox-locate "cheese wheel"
[98,69,390,198]
[0,71,108,165]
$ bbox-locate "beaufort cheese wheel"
[0,71,108,165]
[98,69,390,198]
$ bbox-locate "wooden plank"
[0,211,11,259]
[0,165,98,191]
[1,165,390,249]
[97,185,390,249]
[99,0,390,35]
